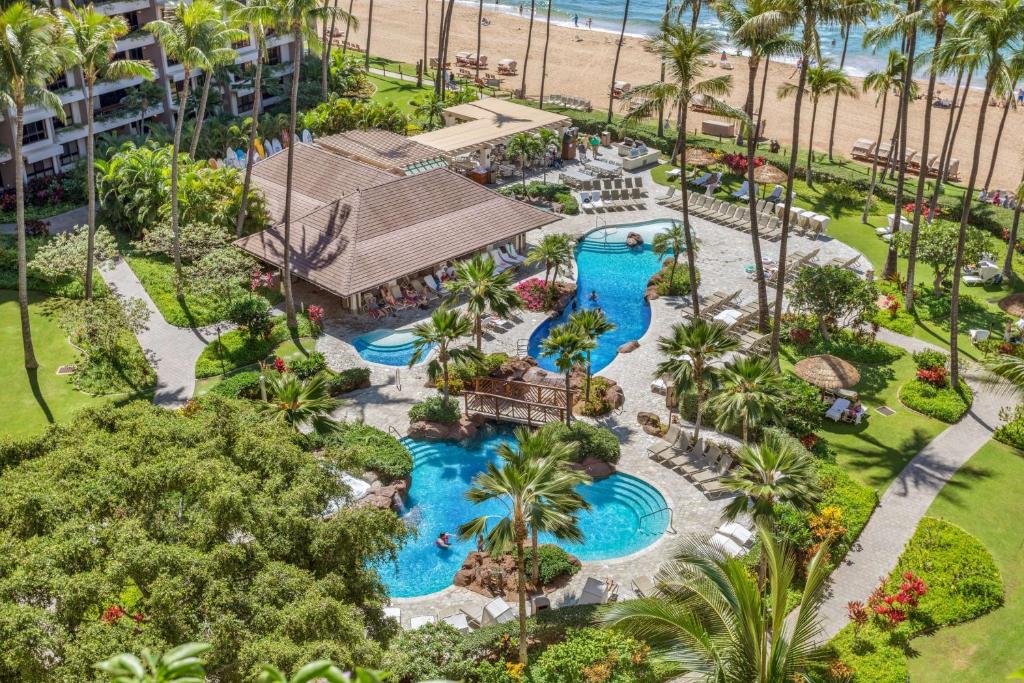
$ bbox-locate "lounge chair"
[442,610,480,633]
[698,477,736,500]
[500,245,526,264]
[700,290,741,318]
[631,575,657,597]
[719,521,754,547]
[969,328,991,344]
[671,441,712,476]
[689,452,734,484]
[423,274,447,298]
[577,576,618,605]
[827,255,861,271]
[592,191,605,211]
[648,424,682,461]
[765,185,784,204]
[581,190,595,212]
[410,615,437,629]
[851,138,876,160]
[963,262,1001,286]
[481,597,520,625]
[487,250,514,273]
[825,398,850,422]
[732,180,751,201]
[710,533,745,556]
[411,279,437,301]
[690,171,712,187]
[506,244,528,261]
[657,186,677,204]
[664,439,705,471]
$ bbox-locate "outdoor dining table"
[587,159,622,177]
[559,168,592,186]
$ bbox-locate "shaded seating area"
[794,354,868,425]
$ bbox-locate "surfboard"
[281,129,290,148]
[301,128,313,144]
[270,138,282,154]
[208,158,219,169]
[254,138,266,158]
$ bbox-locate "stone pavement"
[1,205,87,235]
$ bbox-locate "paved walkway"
[100,258,227,407]
[1,205,87,235]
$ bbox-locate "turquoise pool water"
[353,328,433,367]
[379,432,669,598]
[528,222,677,374]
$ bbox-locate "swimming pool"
[353,328,433,367]
[379,432,669,598]
[527,221,678,374]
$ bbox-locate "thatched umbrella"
[793,354,861,390]
[754,163,787,185]
[687,148,716,166]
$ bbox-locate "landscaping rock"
[618,340,640,354]
[355,479,408,512]
[496,356,537,380]
[570,457,616,480]
[645,285,659,301]
[626,232,644,247]
[407,415,480,441]
[453,551,521,597]
[604,383,625,409]
[637,411,659,426]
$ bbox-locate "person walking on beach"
[573,13,579,27]
[519,3,523,14]
[586,16,592,29]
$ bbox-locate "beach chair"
[851,138,876,160]
[945,158,961,180]
[690,171,712,187]
[631,575,657,598]
[592,191,606,211]
[827,254,861,271]
[577,576,618,605]
[488,250,515,272]
[442,610,480,633]
[411,279,438,301]
[719,521,755,547]
[765,185,784,204]
[649,425,686,463]
[689,451,734,484]
[874,141,893,163]
[670,440,711,477]
[410,615,437,629]
[657,186,677,204]
[825,398,850,422]
[481,597,520,625]
[506,244,528,262]
[732,180,751,201]
[710,533,745,556]
[629,187,644,207]
[500,245,526,264]
[738,331,771,353]
[613,178,624,190]
[580,191,595,212]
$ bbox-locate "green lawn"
[908,440,1024,681]
[368,74,431,115]
[0,291,113,439]
[193,336,316,395]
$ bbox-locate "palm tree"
[778,61,857,186]
[505,131,544,192]
[460,442,589,664]
[419,0,428,87]
[147,0,240,295]
[983,55,1023,190]
[409,306,475,402]
[188,4,243,159]
[0,3,74,370]
[276,0,353,328]
[827,0,883,160]
[520,0,536,98]
[262,372,338,432]
[433,0,455,98]
[411,91,445,130]
[707,356,784,444]
[606,0,631,123]
[525,232,573,285]
[363,0,374,70]
[623,25,733,317]
[60,5,154,301]
[497,427,591,587]
[445,254,521,350]
[539,0,553,108]
[655,319,738,442]
[235,0,280,236]
[945,0,1024,387]
[96,643,211,682]
[755,34,800,128]
[861,50,909,224]
[652,218,691,300]
[600,526,830,680]
[537,127,558,182]
[656,0,673,138]
[540,324,594,425]
[1002,168,1024,279]
[568,308,616,400]
[476,0,485,82]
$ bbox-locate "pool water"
[527,222,677,374]
[353,328,433,367]
[379,432,669,598]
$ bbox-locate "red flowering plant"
[867,572,928,628]
[307,304,325,329]
[881,294,901,318]
[799,433,819,451]
[789,327,812,346]
[273,357,288,373]
[902,201,939,220]
[514,278,554,312]
[916,365,948,387]
[720,152,766,174]
[100,605,126,624]
[250,269,275,292]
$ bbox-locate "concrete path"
[100,258,228,407]
[1,205,87,235]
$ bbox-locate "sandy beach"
[338,0,1023,193]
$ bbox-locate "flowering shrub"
[0,171,83,213]
[273,356,288,373]
[847,600,869,630]
[250,269,275,291]
[916,365,948,387]
[867,572,928,627]
[514,278,557,311]
[789,327,812,346]
[799,433,819,451]
[100,605,126,624]
[881,294,901,318]
[902,201,939,220]
[307,304,324,329]
[720,152,766,174]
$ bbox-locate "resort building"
[0,0,297,189]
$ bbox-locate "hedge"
[530,628,659,683]
[409,396,461,424]
[327,367,371,395]
[522,544,581,585]
[209,371,263,399]
[898,378,972,423]
[315,422,413,483]
[537,421,621,464]
[994,404,1024,449]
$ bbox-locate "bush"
[911,349,948,371]
[537,421,621,464]
[409,396,461,424]
[289,351,327,379]
[531,628,657,683]
[457,604,599,664]
[209,371,263,399]
[994,404,1024,449]
[227,297,274,340]
[380,622,472,683]
[316,422,413,483]
[782,316,904,365]
[577,376,616,417]
[780,374,825,437]
[327,367,371,395]
[653,261,699,297]
[899,379,972,423]
[522,544,581,585]
[194,315,317,378]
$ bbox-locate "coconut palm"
[944,0,1024,386]
[827,0,884,160]
[147,0,241,295]
[539,0,553,107]
[568,308,616,400]
[433,0,456,97]
[189,5,244,159]
[60,5,154,301]
[262,372,338,433]
[275,0,353,328]
[778,61,857,186]
[983,54,1023,190]
[651,220,687,293]
[520,0,536,97]
[363,0,374,69]
[445,254,521,350]
[95,643,211,682]
[411,91,445,130]
[606,0,631,123]
[1002,168,1024,279]
[419,0,428,87]
[540,324,594,425]
[600,526,830,680]
[656,319,738,442]
[707,356,784,444]
[497,427,592,587]
[525,232,573,285]
[861,50,910,224]
[623,25,734,316]
[755,34,800,128]
[506,131,544,192]
[0,3,75,370]
[409,305,476,402]
[460,441,589,664]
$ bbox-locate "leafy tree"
[263,372,338,433]
[787,264,877,339]
[95,142,172,236]
[188,5,243,160]
[707,356,785,443]
[409,305,477,402]
[28,224,118,283]
[892,219,992,293]
[524,233,574,285]
[540,324,594,426]
[505,132,544,193]
[445,254,521,350]
[140,221,231,261]
[186,246,256,306]
[568,308,616,401]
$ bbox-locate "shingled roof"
[235,168,559,298]
[316,129,446,175]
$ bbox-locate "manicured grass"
[195,315,317,378]
[0,290,114,439]
[908,440,1024,681]
[367,74,431,115]
[193,336,316,395]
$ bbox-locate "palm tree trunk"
[678,106,700,317]
[441,351,451,401]
[170,70,191,296]
[281,29,303,329]
[321,0,331,98]
[85,80,96,300]
[476,314,483,350]
[883,11,918,280]
[538,0,552,108]
[342,0,355,55]
[1002,166,1024,280]
[950,75,997,387]
[520,0,536,99]
[927,66,964,217]
[690,0,700,31]
[692,373,703,442]
[476,0,485,82]
[236,52,264,237]
[325,0,340,78]
[435,0,454,97]
[745,58,768,331]
[983,96,1012,191]
[862,90,889,223]
[564,370,572,425]
[756,55,771,133]
[531,527,540,586]
[584,351,592,401]
[606,0,630,124]
[364,0,374,69]
[769,17,811,365]
[881,96,903,183]
[827,25,850,161]
[931,66,972,205]
[419,0,428,87]
[14,101,38,369]
[657,0,671,137]
[805,99,818,187]
[905,21,944,312]
[189,69,214,159]
[514,527,529,664]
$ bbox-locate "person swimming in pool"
[589,289,598,302]
[436,531,452,549]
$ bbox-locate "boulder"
[604,383,625,409]
[407,420,451,441]
[452,551,522,597]
[625,231,644,248]
[645,285,659,301]
[407,416,481,442]
[570,457,616,480]
[618,340,640,354]
[496,356,537,381]
[355,480,407,512]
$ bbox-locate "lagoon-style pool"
[353,328,433,367]
[379,431,669,598]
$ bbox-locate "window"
[113,47,144,62]
[48,73,68,91]
[124,11,140,31]
[52,105,75,130]
[25,158,55,181]
[267,47,282,65]
[237,93,255,113]
[232,36,251,49]
[60,141,80,165]
[22,120,47,145]
[99,88,128,111]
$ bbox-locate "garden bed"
[898,378,972,423]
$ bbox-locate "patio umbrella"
[754,163,787,185]
[686,148,716,166]
[793,354,861,390]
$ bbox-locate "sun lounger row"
[648,431,736,500]
[681,193,785,240]
[580,188,645,212]
[547,94,592,111]
[850,138,960,179]
[575,176,647,195]
[771,203,831,236]
[765,248,819,285]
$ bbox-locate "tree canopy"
[0,398,407,682]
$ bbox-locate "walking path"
[1,205,86,235]
[100,258,227,407]
[815,328,1010,639]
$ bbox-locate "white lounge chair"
[719,521,754,547]
[487,250,513,273]
[825,398,850,422]
[442,610,479,633]
[710,533,745,557]
[410,615,436,629]
[969,329,991,344]
[577,576,618,605]
[481,597,520,625]
[423,274,448,297]
[499,245,526,264]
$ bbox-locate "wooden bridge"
[462,377,577,426]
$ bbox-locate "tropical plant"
[651,220,687,290]
[506,132,544,192]
[538,0,553,107]
[445,254,521,350]
[861,50,911,224]
[623,25,734,315]
[788,264,878,338]
[60,5,154,300]
[525,232,574,285]
[0,2,75,369]
[722,430,820,526]
[540,323,594,426]
[95,643,211,682]
[892,219,992,292]
[827,0,885,159]
[707,356,784,443]
[409,305,477,402]
[656,319,738,440]
[520,0,536,98]
[262,371,339,432]
[411,91,445,129]
[189,4,244,159]
[600,525,830,680]
[568,308,616,401]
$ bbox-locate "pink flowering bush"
[515,278,556,311]
[307,304,325,329]
[250,269,275,292]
